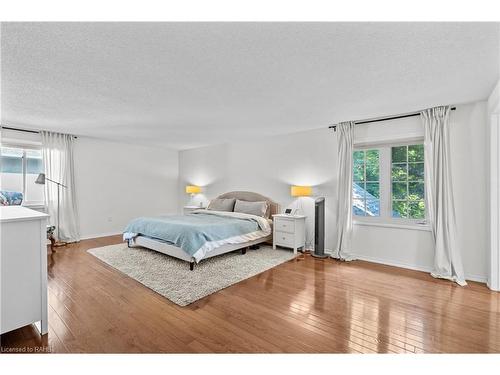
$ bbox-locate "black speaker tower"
[312,197,327,258]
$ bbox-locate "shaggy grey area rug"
[87,243,295,306]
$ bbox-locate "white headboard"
[215,191,280,218]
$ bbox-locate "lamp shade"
[185,185,201,194]
[35,173,46,184]
[291,185,312,197]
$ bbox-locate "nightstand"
[183,206,205,215]
[272,214,306,254]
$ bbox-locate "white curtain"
[421,106,466,286]
[41,131,80,242]
[332,121,355,261]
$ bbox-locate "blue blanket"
[124,212,262,257]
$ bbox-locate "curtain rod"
[1,125,77,138]
[328,107,456,131]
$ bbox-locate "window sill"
[22,203,46,210]
[353,220,431,232]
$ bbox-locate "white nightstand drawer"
[272,214,306,255]
[274,231,295,247]
[275,219,295,233]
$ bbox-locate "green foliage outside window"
[391,144,425,219]
[353,149,380,217]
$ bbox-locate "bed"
[124,191,279,270]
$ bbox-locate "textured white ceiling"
[1,22,499,150]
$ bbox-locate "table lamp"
[185,185,201,195]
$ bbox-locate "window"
[0,146,45,205]
[391,145,425,219]
[353,150,380,216]
[352,142,426,225]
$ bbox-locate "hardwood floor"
[1,235,499,353]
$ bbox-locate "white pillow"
[233,199,268,217]
[207,198,236,212]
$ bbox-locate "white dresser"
[272,214,306,254]
[0,206,49,335]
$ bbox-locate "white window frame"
[353,138,430,230]
[1,142,45,208]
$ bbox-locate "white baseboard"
[465,274,488,284]
[351,253,487,284]
[79,232,122,241]
[352,253,432,272]
[487,280,500,291]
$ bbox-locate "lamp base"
[311,252,329,259]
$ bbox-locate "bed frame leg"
[242,247,247,255]
[190,262,194,271]
[127,239,132,248]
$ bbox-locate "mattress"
[123,210,272,261]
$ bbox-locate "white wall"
[179,127,337,249]
[179,101,489,282]
[450,102,489,281]
[1,129,180,240]
[74,137,178,239]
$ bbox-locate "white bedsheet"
[189,209,272,261]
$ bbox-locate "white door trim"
[489,80,500,291]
